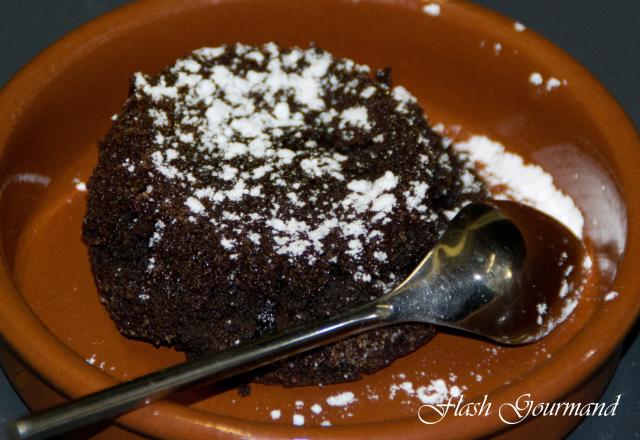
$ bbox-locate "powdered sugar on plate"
[604,291,619,302]
[453,135,584,239]
[389,378,464,404]
[422,3,441,17]
[326,391,356,407]
[72,177,87,192]
[528,72,567,91]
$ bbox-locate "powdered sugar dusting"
[72,177,87,191]
[422,3,441,16]
[8,173,51,187]
[417,379,461,404]
[528,72,567,91]
[123,43,478,288]
[292,413,305,426]
[454,135,584,239]
[326,391,356,407]
[545,77,562,91]
[529,72,544,86]
[514,21,526,32]
[604,291,619,302]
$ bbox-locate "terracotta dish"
[0,0,638,438]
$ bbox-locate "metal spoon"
[6,200,585,439]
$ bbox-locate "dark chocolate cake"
[83,43,486,386]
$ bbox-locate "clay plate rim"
[0,0,639,438]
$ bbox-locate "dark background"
[0,1,638,438]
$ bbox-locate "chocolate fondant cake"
[83,43,486,386]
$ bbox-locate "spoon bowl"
[7,200,586,439]
[384,200,586,344]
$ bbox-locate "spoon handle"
[6,301,393,440]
